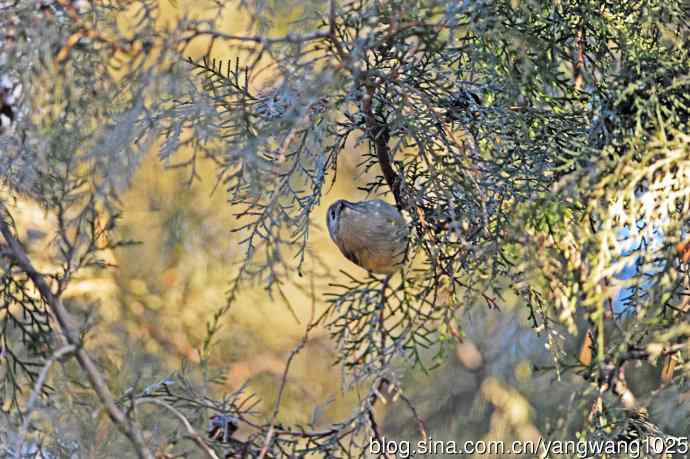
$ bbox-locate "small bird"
[326,199,409,274]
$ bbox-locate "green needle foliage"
[1,0,689,457]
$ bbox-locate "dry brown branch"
[362,83,401,209]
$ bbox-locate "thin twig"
[184,27,330,46]
[397,390,428,442]
[15,344,77,455]
[135,398,220,459]
[329,0,347,63]
[257,318,318,459]
[367,378,391,457]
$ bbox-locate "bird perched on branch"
[326,199,409,275]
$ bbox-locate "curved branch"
[135,398,220,459]
[362,82,402,209]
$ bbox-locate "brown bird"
[326,199,409,274]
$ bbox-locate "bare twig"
[397,390,428,442]
[135,398,220,459]
[15,344,77,455]
[257,315,318,459]
[184,27,330,46]
[367,378,391,457]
